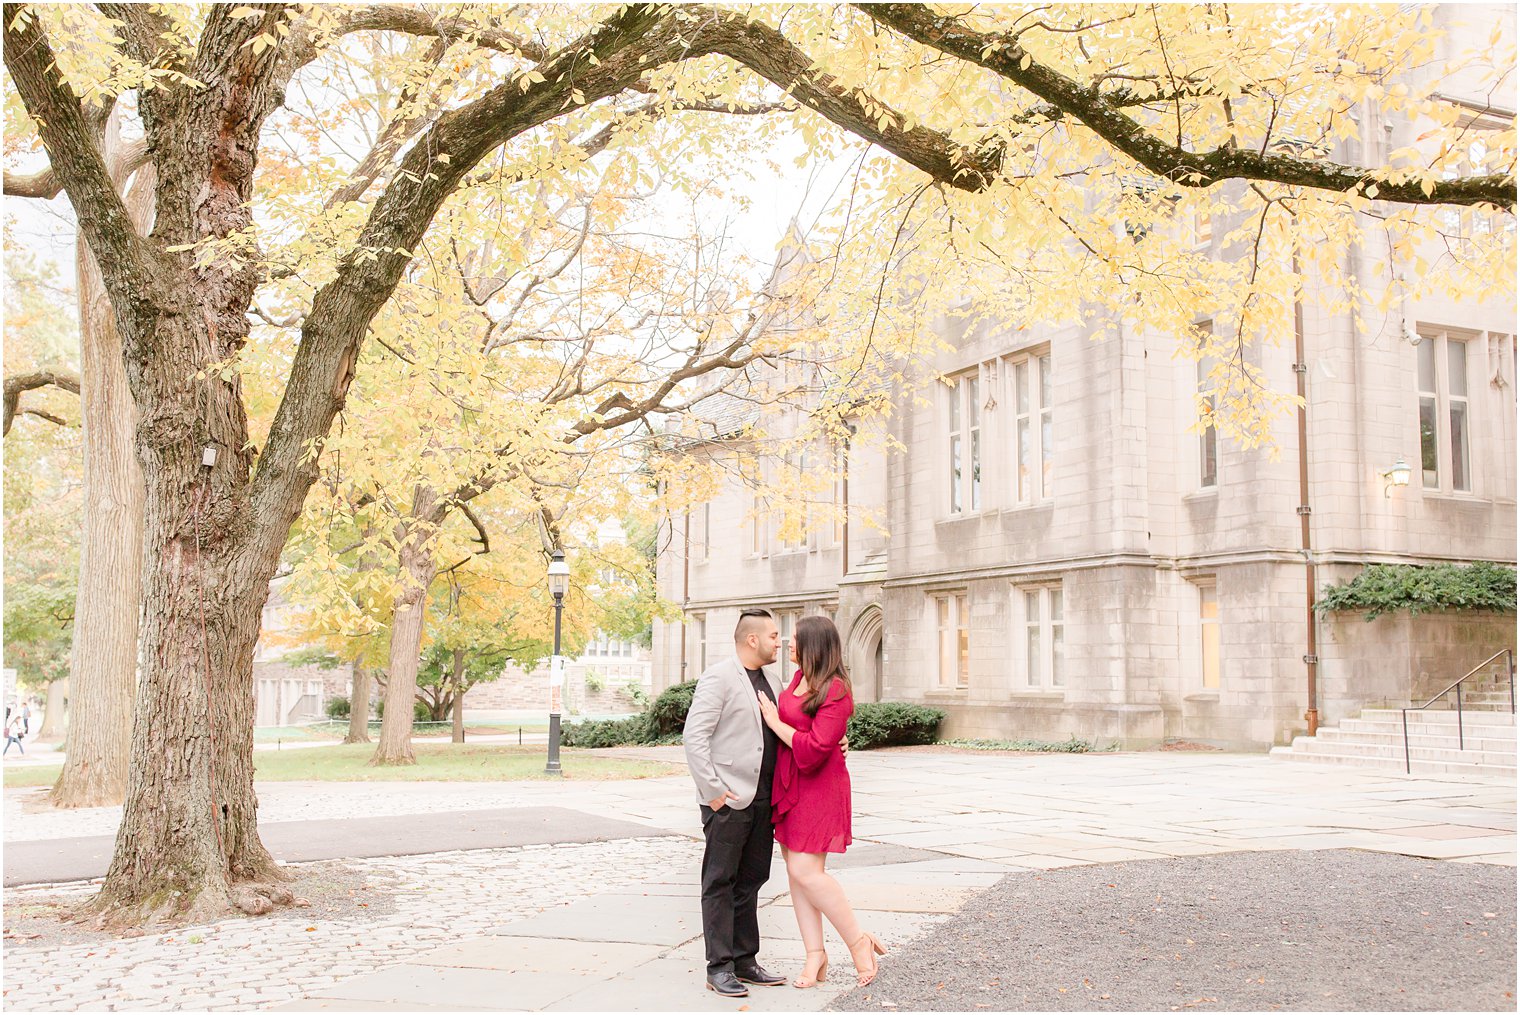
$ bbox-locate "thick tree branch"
[855,3,1516,209]
[4,370,81,436]
[686,6,1001,191]
[4,137,153,199]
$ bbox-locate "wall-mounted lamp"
[1381,457,1411,497]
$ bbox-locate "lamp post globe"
[545,550,569,776]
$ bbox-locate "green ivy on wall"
[1316,562,1518,621]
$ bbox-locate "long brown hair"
[795,615,852,715]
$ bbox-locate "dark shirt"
[747,667,779,802]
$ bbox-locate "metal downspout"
[1292,241,1320,736]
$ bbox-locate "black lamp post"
[545,549,569,776]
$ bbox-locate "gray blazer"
[683,654,782,810]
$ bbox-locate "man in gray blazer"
[683,608,789,997]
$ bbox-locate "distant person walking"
[756,615,886,988]
[19,701,31,736]
[3,720,24,755]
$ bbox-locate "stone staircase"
[1271,657,1516,779]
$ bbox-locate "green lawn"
[253,721,553,744]
[4,743,680,788]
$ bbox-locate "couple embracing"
[683,609,886,998]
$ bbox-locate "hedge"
[1316,562,1517,621]
[846,701,945,749]
[557,680,944,752]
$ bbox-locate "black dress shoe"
[735,962,787,987]
[705,971,749,997]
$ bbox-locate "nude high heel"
[793,949,828,988]
[849,931,886,986]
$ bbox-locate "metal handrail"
[1401,649,1516,774]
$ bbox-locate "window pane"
[968,376,980,426]
[950,435,963,512]
[1201,623,1221,689]
[1447,340,1468,397]
[1027,628,1041,687]
[970,430,982,510]
[1201,422,1218,487]
[1199,585,1218,620]
[1039,354,1051,408]
[1200,585,1220,690]
[1041,410,1053,497]
[1017,419,1031,501]
[1450,402,1470,491]
[1419,396,1439,487]
[1050,589,1063,622]
[949,381,961,431]
[1417,337,1436,392]
[1016,361,1030,414]
[956,594,969,686]
[1025,590,1040,621]
[1051,622,1064,687]
[958,627,970,686]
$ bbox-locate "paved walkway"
[2,750,1514,1011]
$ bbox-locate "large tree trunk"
[344,665,372,744]
[50,129,151,810]
[36,678,67,741]
[451,649,466,744]
[372,492,439,766]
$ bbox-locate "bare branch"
[4,370,82,436]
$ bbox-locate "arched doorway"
[847,605,884,702]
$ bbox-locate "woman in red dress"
[756,616,887,989]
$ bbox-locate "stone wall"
[1318,610,1517,720]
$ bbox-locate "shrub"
[647,680,697,736]
[375,698,431,723]
[1317,562,1518,621]
[623,684,651,710]
[584,671,606,694]
[847,701,944,749]
[559,715,651,749]
[325,695,350,720]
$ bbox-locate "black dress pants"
[699,799,774,974]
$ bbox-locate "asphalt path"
[2,806,673,887]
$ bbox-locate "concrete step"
[1358,709,1515,726]
[1285,737,1515,768]
[1313,728,1516,753]
[1268,746,1517,780]
[1340,717,1518,740]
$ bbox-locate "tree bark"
[371,490,440,766]
[50,118,150,810]
[344,665,372,744]
[451,649,466,744]
[37,678,67,741]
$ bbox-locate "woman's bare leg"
[783,846,827,950]
[785,850,870,975]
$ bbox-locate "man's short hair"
[734,608,775,643]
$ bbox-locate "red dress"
[771,672,853,854]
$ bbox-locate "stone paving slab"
[300,962,583,1010]
[410,937,664,975]
[487,891,705,945]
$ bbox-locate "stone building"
[651,5,1517,749]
